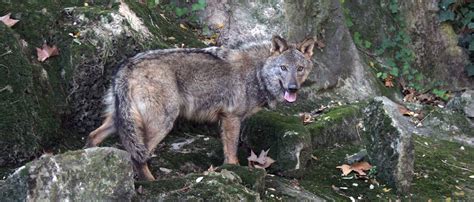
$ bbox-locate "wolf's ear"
[299,37,316,59]
[271,35,288,54]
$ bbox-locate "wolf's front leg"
[220,116,241,164]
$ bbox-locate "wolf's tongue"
[284,91,297,103]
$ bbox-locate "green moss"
[411,136,474,199]
[299,135,473,200]
[0,23,61,167]
[123,0,205,49]
[0,0,208,171]
[241,110,312,174]
[305,104,363,148]
[220,165,266,193]
[134,173,260,201]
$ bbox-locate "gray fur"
[87,36,316,180]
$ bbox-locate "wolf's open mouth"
[279,80,297,103]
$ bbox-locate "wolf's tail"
[113,63,149,164]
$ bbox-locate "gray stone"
[264,176,325,201]
[202,0,378,102]
[362,96,415,193]
[0,147,135,201]
[461,90,474,118]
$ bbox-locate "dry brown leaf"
[207,165,216,172]
[300,112,313,124]
[336,164,352,176]
[315,40,325,48]
[398,106,416,117]
[337,161,372,176]
[384,75,394,88]
[351,161,372,170]
[36,44,59,62]
[248,149,275,169]
[0,13,19,27]
[403,88,416,102]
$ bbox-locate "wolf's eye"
[280,65,288,71]
[297,66,304,72]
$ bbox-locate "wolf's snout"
[288,84,298,93]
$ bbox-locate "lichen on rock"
[0,147,135,201]
[362,96,415,193]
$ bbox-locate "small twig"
[418,110,433,125]
[0,50,12,57]
[441,160,473,172]
[357,47,392,69]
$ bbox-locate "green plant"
[370,0,425,90]
[432,88,450,101]
[160,0,207,25]
[438,0,474,77]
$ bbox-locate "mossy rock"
[134,171,260,201]
[362,97,414,194]
[0,23,61,168]
[299,135,474,200]
[0,147,135,201]
[241,110,312,175]
[305,104,363,148]
[220,164,267,195]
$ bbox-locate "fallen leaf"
[382,187,391,192]
[136,185,144,194]
[403,88,416,102]
[336,161,372,176]
[336,164,352,176]
[384,75,394,88]
[36,44,59,62]
[248,149,275,169]
[0,13,19,27]
[179,23,188,30]
[207,165,216,172]
[300,112,313,124]
[315,40,325,48]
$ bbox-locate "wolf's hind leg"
[85,113,116,148]
[221,115,241,164]
[133,91,180,181]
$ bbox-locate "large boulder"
[241,110,312,175]
[362,97,415,193]
[0,147,135,201]
[203,0,378,102]
[343,0,472,90]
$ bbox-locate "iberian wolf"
[86,35,316,180]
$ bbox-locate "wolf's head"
[261,35,315,103]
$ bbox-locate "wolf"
[86,35,316,180]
